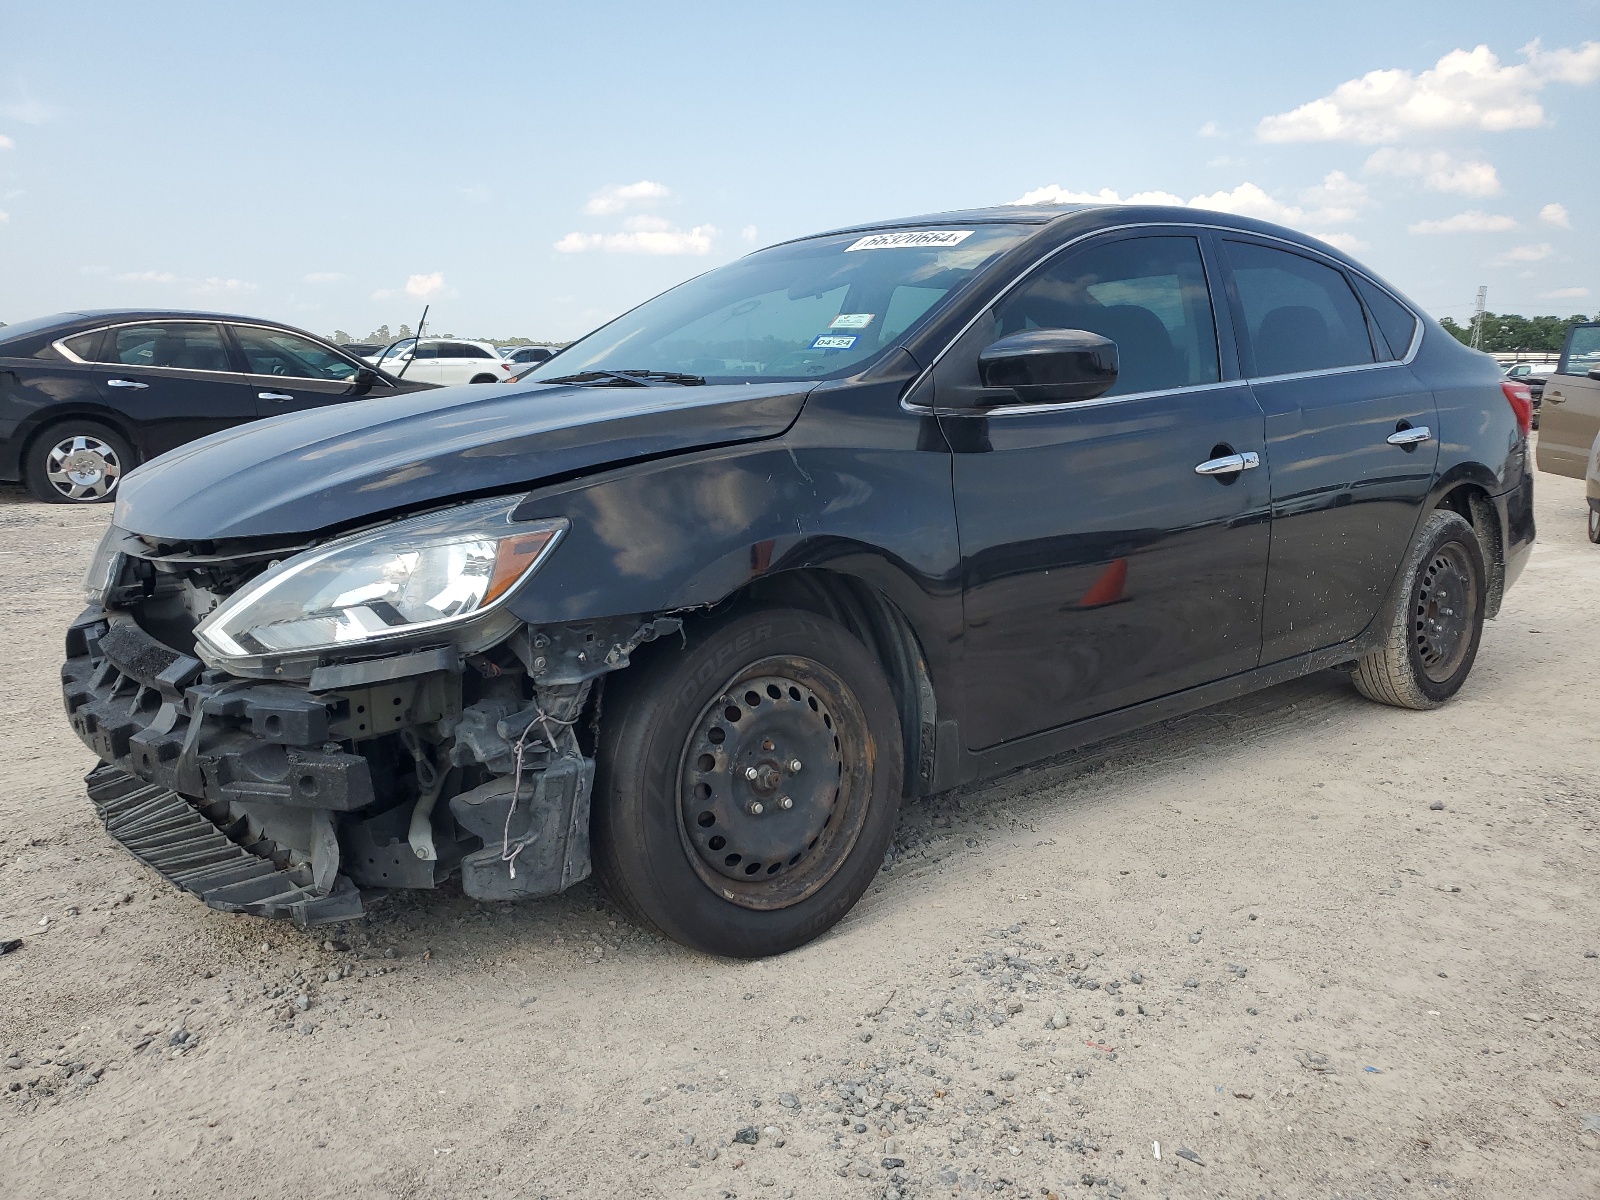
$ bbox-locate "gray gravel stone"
[779,1092,799,1109]
[734,1125,759,1145]
[1184,979,1199,988]
[1429,800,1445,811]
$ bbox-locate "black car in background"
[0,311,434,503]
[62,206,1535,956]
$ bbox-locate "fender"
[505,374,966,744]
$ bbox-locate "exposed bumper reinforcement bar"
[85,764,363,925]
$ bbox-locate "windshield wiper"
[542,368,706,387]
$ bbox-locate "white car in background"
[369,338,515,385]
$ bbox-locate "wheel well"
[20,413,141,475]
[708,569,941,797]
[1436,483,1504,618]
[469,374,498,384]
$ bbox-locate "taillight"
[501,362,512,370]
[1501,380,1533,436]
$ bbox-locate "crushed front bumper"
[60,606,410,924]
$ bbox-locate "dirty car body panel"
[61,205,1534,944]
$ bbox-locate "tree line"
[330,326,563,348]
[1439,312,1593,354]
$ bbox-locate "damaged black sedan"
[63,205,1534,957]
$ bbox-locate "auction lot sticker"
[845,230,973,251]
[830,313,875,329]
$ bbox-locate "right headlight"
[195,498,565,669]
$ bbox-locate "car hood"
[113,380,810,540]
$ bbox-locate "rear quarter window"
[1353,277,1418,360]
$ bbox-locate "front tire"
[593,607,903,958]
[1587,502,1599,545]
[23,421,134,504]
[1351,510,1486,710]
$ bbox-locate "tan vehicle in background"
[1535,322,1600,542]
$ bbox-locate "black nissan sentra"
[62,205,1535,957]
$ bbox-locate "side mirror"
[352,366,380,393]
[977,328,1118,404]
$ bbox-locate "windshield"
[522,225,1031,385]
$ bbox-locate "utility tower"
[1470,285,1487,350]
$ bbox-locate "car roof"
[784,203,1370,271]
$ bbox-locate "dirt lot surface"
[2,468,1598,1200]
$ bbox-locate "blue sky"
[0,0,1595,340]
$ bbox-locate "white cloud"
[405,271,446,299]
[0,134,12,151]
[194,277,255,294]
[1364,148,1501,196]
[1258,40,1600,143]
[1490,242,1552,266]
[302,271,346,284]
[740,225,759,242]
[1013,184,1184,207]
[583,180,670,216]
[1408,210,1519,234]
[1197,121,1221,137]
[1541,286,1590,300]
[1539,202,1571,228]
[1012,171,1366,228]
[0,93,53,125]
[117,270,176,283]
[554,218,718,256]
[0,210,8,225]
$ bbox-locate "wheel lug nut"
[744,767,759,781]
[747,801,765,816]
[779,796,793,810]
[788,759,802,772]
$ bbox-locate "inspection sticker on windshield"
[810,334,858,350]
[829,313,875,329]
[845,229,973,252]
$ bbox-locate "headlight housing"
[195,498,565,673]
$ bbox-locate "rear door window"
[230,326,360,381]
[1224,241,1375,376]
[1559,325,1600,376]
[99,323,232,371]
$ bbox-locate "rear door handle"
[259,392,294,402]
[1194,450,1260,475]
[106,379,148,389]
[1386,426,1433,446]
[1545,392,1565,403]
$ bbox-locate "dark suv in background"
[0,311,432,503]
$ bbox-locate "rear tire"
[23,421,135,504]
[1587,502,1599,545]
[593,607,903,958]
[1351,510,1486,710]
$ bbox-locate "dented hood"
[113,380,810,540]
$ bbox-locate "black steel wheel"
[24,421,135,504]
[593,607,902,958]
[1352,510,1486,710]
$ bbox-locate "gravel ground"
[1,466,1597,1200]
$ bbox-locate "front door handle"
[1386,425,1433,446]
[259,391,294,402]
[106,378,149,389]
[1194,450,1260,476]
[1545,391,1565,403]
